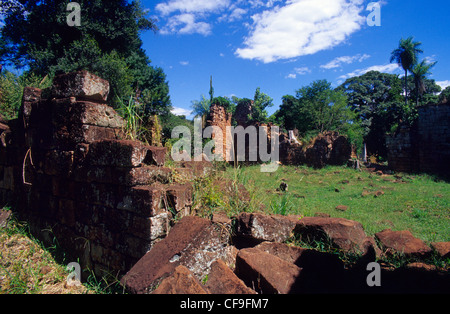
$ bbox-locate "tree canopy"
[0,0,171,114]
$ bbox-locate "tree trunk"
[404,69,408,106]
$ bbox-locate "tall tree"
[411,59,437,106]
[0,0,171,113]
[390,37,423,106]
[338,71,403,157]
[277,80,357,135]
[251,87,273,124]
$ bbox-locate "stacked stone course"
[386,102,450,176]
[0,71,194,278]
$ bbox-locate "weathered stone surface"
[0,208,12,228]
[75,165,172,186]
[52,98,124,128]
[235,247,303,294]
[205,260,256,295]
[165,183,193,217]
[236,213,298,243]
[116,184,165,217]
[375,229,432,258]
[254,242,345,292]
[21,87,42,127]
[51,71,110,102]
[152,265,208,295]
[294,217,368,254]
[121,216,231,294]
[255,242,343,271]
[53,124,123,148]
[87,140,164,167]
[304,132,352,168]
[431,242,450,258]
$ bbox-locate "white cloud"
[436,80,450,90]
[160,13,212,36]
[179,61,189,66]
[172,107,193,117]
[338,63,401,82]
[235,0,366,63]
[156,0,230,16]
[321,53,370,69]
[286,66,311,79]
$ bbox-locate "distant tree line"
[192,38,444,160]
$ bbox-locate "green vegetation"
[215,165,450,243]
[0,0,171,117]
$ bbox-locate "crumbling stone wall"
[206,103,232,159]
[0,71,193,278]
[387,102,450,177]
[280,131,352,169]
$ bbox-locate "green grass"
[221,165,449,243]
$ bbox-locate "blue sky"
[141,0,450,118]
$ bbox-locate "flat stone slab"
[51,70,110,102]
[294,217,368,254]
[205,260,256,294]
[152,265,208,295]
[431,242,450,258]
[236,213,298,243]
[235,247,303,294]
[375,229,432,258]
[121,216,231,294]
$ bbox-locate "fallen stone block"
[236,213,298,244]
[294,217,368,254]
[375,229,432,258]
[121,216,232,294]
[235,247,303,294]
[152,265,208,295]
[431,242,450,258]
[205,259,256,295]
[51,70,110,102]
[254,242,345,292]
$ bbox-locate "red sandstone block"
[165,184,193,217]
[115,234,153,259]
[116,184,165,217]
[53,124,124,149]
[51,71,110,102]
[77,182,118,208]
[51,98,124,128]
[87,140,164,168]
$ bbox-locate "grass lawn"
[221,164,449,244]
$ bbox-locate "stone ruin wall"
[386,102,450,176]
[205,100,352,168]
[0,71,194,278]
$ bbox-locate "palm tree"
[411,59,437,106]
[390,37,423,106]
